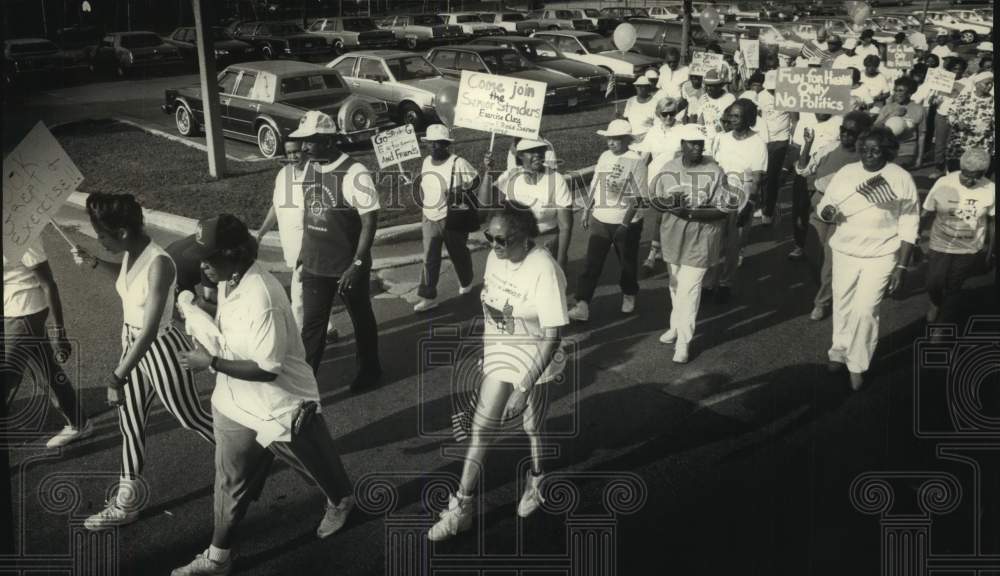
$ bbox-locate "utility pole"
[681,0,691,63]
[192,0,226,178]
[919,0,931,32]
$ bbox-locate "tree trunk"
[681,0,691,63]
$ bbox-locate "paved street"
[5,67,999,575]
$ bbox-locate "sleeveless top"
[115,241,176,334]
[300,156,363,277]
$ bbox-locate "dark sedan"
[160,60,392,158]
[166,26,258,65]
[90,31,184,77]
[228,21,332,61]
[470,36,611,101]
[426,45,591,109]
[3,38,63,86]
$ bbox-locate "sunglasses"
[660,110,678,117]
[483,231,509,247]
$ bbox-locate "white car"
[439,12,505,37]
[480,11,535,34]
[531,30,662,83]
[647,6,681,21]
[924,11,991,44]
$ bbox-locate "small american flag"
[605,73,615,99]
[856,174,898,206]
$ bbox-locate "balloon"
[852,5,871,26]
[436,84,459,128]
[613,23,637,52]
[884,116,909,138]
[699,5,721,35]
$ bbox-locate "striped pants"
[117,324,214,481]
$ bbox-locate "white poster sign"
[371,124,421,169]
[454,70,546,140]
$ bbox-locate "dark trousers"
[791,175,811,248]
[417,218,474,300]
[925,249,981,325]
[575,219,643,303]
[2,308,83,428]
[763,141,789,218]
[301,269,381,377]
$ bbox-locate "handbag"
[444,156,480,233]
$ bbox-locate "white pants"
[829,251,896,373]
[291,265,304,330]
[667,263,707,345]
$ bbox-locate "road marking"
[697,382,767,408]
[696,305,749,326]
[727,310,776,331]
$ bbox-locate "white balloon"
[613,23,637,52]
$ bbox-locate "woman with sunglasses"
[481,139,573,272]
[633,97,685,274]
[816,127,919,391]
[70,193,214,530]
[428,200,569,541]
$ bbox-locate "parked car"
[946,9,992,26]
[627,18,740,61]
[598,7,651,20]
[733,22,802,59]
[718,2,764,21]
[161,60,392,158]
[54,26,102,71]
[530,30,662,84]
[306,17,398,54]
[439,12,506,37]
[471,36,612,101]
[90,31,183,77]
[327,50,458,129]
[3,38,63,85]
[647,6,681,21]
[425,44,591,109]
[480,11,538,34]
[760,2,799,21]
[166,26,258,65]
[525,9,597,32]
[378,14,466,50]
[228,21,332,61]
[924,11,991,43]
[559,8,602,27]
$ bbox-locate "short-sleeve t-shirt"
[590,149,648,225]
[712,131,768,196]
[698,92,736,150]
[272,164,306,267]
[481,246,569,385]
[420,154,477,222]
[495,169,573,233]
[923,172,996,254]
[3,238,48,318]
[212,263,320,446]
[624,96,659,136]
[653,157,734,269]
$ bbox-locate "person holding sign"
[412,124,480,313]
[568,119,647,322]
[623,76,659,139]
[71,193,215,530]
[3,236,92,447]
[757,70,793,227]
[914,57,970,177]
[874,76,926,169]
[816,127,919,391]
[945,71,994,174]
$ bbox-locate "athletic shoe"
[567,301,590,322]
[458,284,475,295]
[171,550,232,576]
[809,306,826,321]
[672,342,690,364]
[658,329,677,344]
[517,472,545,518]
[753,208,763,218]
[317,496,355,538]
[414,297,439,312]
[46,419,94,448]
[787,247,805,261]
[84,501,139,531]
[849,371,864,392]
[428,493,475,542]
[621,295,635,314]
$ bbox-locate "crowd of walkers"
[2,27,994,576]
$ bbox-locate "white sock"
[115,478,139,509]
[208,545,230,563]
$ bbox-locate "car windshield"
[584,9,599,17]
[582,35,615,53]
[514,40,563,61]
[10,41,58,53]
[413,15,445,26]
[120,34,162,48]
[479,14,495,22]
[481,50,535,73]
[343,18,378,31]
[633,8,649,17]
[211,28,232,40]
[387,56,440,80]
[281,73,343,95]
[502,13,525,21]
[456,15,480,23]
[267,23,305,35]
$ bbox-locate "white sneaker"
[413,297,439,312]
[171,549,232,576]
[737,249,745,268]
[621,295,635,314]
[567,301,590,322]
[428,493,475,542]
[809,306,826,321]
[672,342,690,364]
[658,329,677,344]
[753,208,763,218]
[46,419,94,448]
[517,472,546,518]
[84,501,139,531]
[458,283,475,295]
[317,496,354,538]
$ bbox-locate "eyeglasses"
[660,110,677,117]
[483,231,509,247]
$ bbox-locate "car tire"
[175,102,199,136]
[399,102,425,130]
[338,97,377,134]
[332,40,345,56]
[256,122,282,158]
[960,30,977,44]
[262,44,275,59]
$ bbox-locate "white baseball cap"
[289,110,339,139]
[634,76,652,86]
[644,69,659,79]
[515,138,549,152]
[676,124,706,142]
[421,124,453,142]
[596,118,632,138]
[844,37,858,50]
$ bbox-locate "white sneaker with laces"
[84,501,139,531]
[171,549,232,576]
[517,472,546,518]
[46,419,94,448]
[621,295,635,314]
[673,341,690,364]
[413,298,439,312]
[428,493,475,542]
[809,306,826,321]
[567,301,590,322]
[659,329,677,344]
[458,284,474,295]
[316,496,355,538]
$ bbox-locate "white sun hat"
[596,118,633,137]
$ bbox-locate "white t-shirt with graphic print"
[923,172,996,254]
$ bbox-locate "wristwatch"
[209,356,219,374]
[352,258,365,267]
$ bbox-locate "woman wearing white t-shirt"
[623,76,659,139]
[568,119,648,322]
[174,214,355,575]
[428,202,569,541]
[817,128,919,390]
[481,139,574,271]
[71,193,214,530]
[412,124,480,312]
[633,97,685,273]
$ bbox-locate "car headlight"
[214,49,230,56]
[546,89,556,96]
